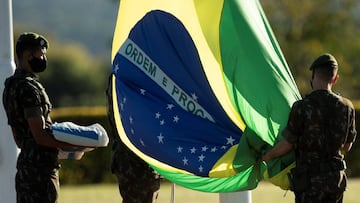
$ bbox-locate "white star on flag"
[140,88,146,95]
[140,139,145,146]
[114,64,119,73]
[198,154,205,162]
[226,136,236,145]
[191,93,198,101]
[182,157,188,165]
[166,104,175,110]
[173,115,180,123]
[160,120,165,125]
[157,133,164,143]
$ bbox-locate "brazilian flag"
[110,0,301,192]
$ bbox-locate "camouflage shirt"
[283,89,357,168]
[2,69,58,169]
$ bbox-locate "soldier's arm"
[341,106,357,153]
[27,115,80,148]
[262,139,293,163]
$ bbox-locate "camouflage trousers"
[16,166,60,203]
[294,170,346,203]
[111,141,161,203]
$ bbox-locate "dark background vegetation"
[11,0,360,184]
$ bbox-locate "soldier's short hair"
[15,32,48,58]
[310,53,338,81]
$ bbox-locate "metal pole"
[170,183,175,203]
[0,0,18,202]
[219,191,252,203]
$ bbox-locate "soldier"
[2,32,84,203]
[262,53,357,203]
[106,74,161,203]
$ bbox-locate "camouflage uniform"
[284,89,357,203]
[3,69,60,203]
[106,74,161,203]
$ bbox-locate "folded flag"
[58,147,95,160]
[51,122,109,147]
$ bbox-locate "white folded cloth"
[57,147,94,160]
[51,122,109,147]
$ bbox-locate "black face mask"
[29,56,47,73]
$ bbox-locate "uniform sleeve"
[346,107,357,143]
[283,101,304,144]
[19,82,43,118]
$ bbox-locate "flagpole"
[219,191,252,203]
[170,183,175,203]
[0,0,18,202]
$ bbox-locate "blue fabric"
[113,10,242,177]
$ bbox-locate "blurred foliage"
[260,0,360,99]
[41,42,111,107]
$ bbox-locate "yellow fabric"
[209,145,239,177]
[263,161,295,190]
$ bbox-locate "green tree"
[40,42,111,107]
[260,0,360,98]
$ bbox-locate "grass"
[59,178,360,203]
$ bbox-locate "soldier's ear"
[21,50,32,61]
[332,74,339,84]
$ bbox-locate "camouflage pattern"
[283,89,357,203]
[3,69,60,203]
[15,166,59,203]
[106,74,161,203]
[111,141,161,203]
